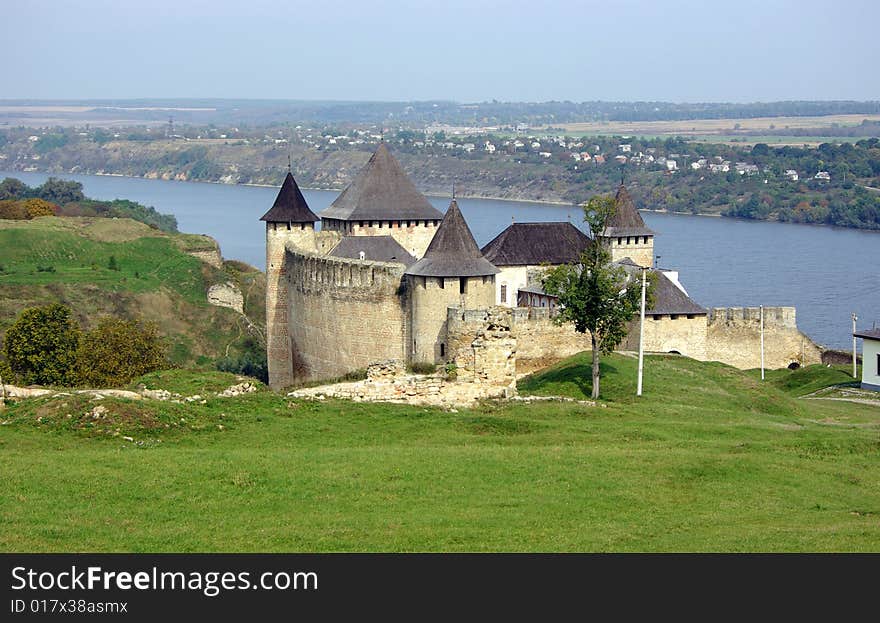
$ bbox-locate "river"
[2,169,877,349]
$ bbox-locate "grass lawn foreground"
[1,353,878,552]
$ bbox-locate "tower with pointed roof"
[405,199,499,364]
[599,184,655,267]
[318,143,444,259]
[260,171,319,388]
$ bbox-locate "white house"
[854,328,880,391]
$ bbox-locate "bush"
[215,337,268,383]
[444,362,458,380]
[0,199,28,220]
[0,198,59,220]
[409,362,436,375]
[76,317,168,387]
[4,304,81,386]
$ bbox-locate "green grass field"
[1,354,878,552]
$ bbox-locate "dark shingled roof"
[646,271,706,316]
[480,222,592,266]
[259,171,319,223]
[603,184,655,237]
[854,328,880,340]
[319,143,444,222]
[405,200,499,277]
[328,236,416,266]
[615,263,706,316]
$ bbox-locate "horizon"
[4,0,879,102]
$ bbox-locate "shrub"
[76,317,168,387]
[0,199,28,220]
[215,337,268,383]
[21,198,59,218]
[409,362,436,375]
[4,304,81,386]
[444,362,458,380]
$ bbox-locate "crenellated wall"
[706,307,823,370]
[321,219,439,259]
[605,235,654,268]
[285,249,409,384]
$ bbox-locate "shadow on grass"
[519,357,620,400]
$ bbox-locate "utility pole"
[760,305,765,381]
[637,266,647,397]
[852,313,858,379]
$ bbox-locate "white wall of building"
[495,266,528,307]
[862,338,880,390]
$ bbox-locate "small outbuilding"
[854,328,880,391]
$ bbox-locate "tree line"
[0,176,178,232]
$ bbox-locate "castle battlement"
[285,246,407,294]
[709,306,796,330]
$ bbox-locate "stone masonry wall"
[266,223,318,389]
[286,250,409,384]
[509,307,592,370]
[608,237,654,268]
[706,307,823,370]
[345,221,439,259]
[446,307,517,392]
[409,275,495,364]
[621,314,708,360]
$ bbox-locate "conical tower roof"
[603,184,654,236]
[260,171,319,222]
[319,143,444,222]
[405,200,499,277]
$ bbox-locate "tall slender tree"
[542,194,647,399]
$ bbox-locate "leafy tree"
[0,177,29,201]
[76,317,167,387]
[4,304,81,386]
[542,194,645,399]
[37,177,84,205]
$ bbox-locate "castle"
[262,144,822,390]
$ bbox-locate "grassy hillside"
[0,216,265,366]
[1,354,878,552]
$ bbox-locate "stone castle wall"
[508,308,592,370]
[265,223,318,389]
[706,307,823,369]
[286,250,409,384]
[621,314,708,360]
[609,237,654,268]
[446,307,517,392]
[322,220,438,259]
[409,275,495,364]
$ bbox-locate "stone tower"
[599,184,655,268]
[260,171,319,389]
[318,143,445,259]
[405,199,499,364]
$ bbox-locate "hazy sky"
[5,0,879,102]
